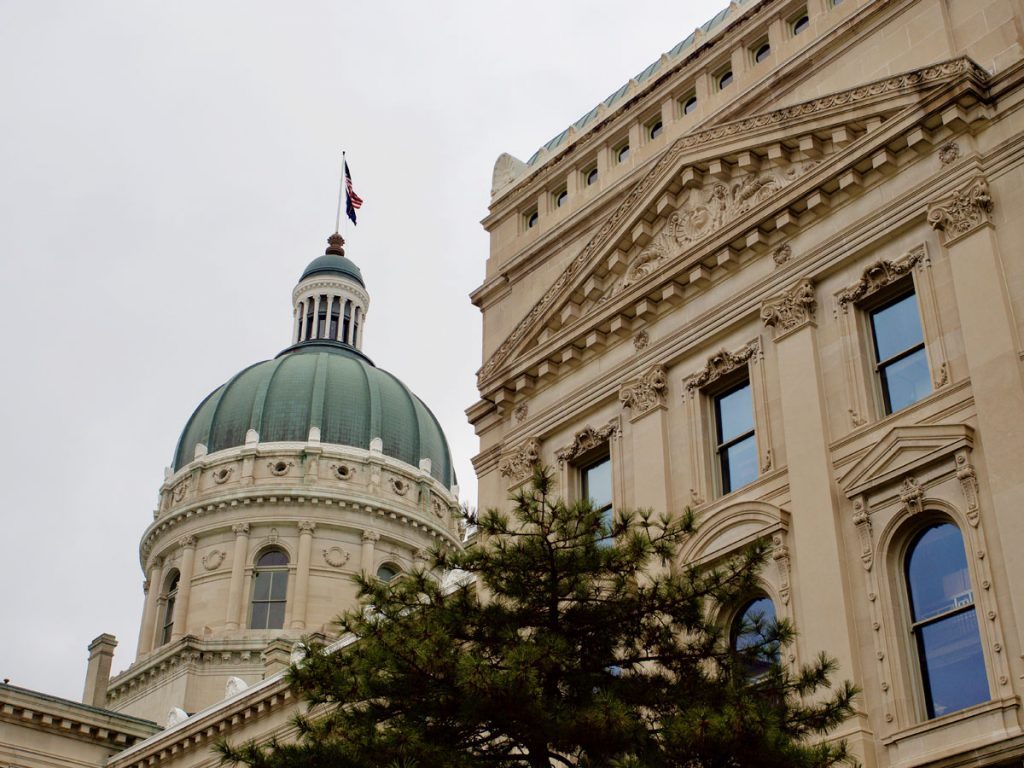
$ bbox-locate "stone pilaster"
[291,521,316,630]
[136,557,163,657]
[225,523,250,630]
[170,536,196,641]
[361,530,379,575]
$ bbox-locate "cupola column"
[170,536,196,642]
[225,523,250,630]
[361,530,379,575]
[290,521,316,630]
[293,305,302,344]
[136,557,164,656]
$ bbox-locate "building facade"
[469,1,1024,766]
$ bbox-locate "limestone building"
[469,0,1024,766]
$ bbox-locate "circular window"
[682,95,698,115]
[792,14,810,35]
[555,189,568,208]
[718,70,734,90]
[585,167,599,186]
[754,43,771,63]
[616,144,630,163]
[526,211,538,229]
[648,121,663,140]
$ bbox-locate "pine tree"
[219,467,857,768]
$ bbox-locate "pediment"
[477,58,989,394]
[839,424,974,499]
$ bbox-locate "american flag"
[344,159,363,225]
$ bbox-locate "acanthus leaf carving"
[685,341,759,392]
[927,176,993,243]
[771,533,792,605]
[555,424,619,467]
[956,453,980,527]
[836,246,925,312]
[760,278,816,335]
[852,499,874,571]
[619,364,668,417]
[498,437,542,482]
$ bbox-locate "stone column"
[136,557,164,656]
[170,536,196,642]
[928,177,1024,644]
[225,523,250,630]
[291,521,316,630]
[619,365,670,513]
[361,530,379,575]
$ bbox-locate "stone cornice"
[475,58,990,397]
[0,683,157,748]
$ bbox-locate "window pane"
[907,524,972,622]
[583,458,612,510]
[872,293,924,361]
[732,597,779,677]
[716,383,754,442]
[259,550,288,567]
[251,603,268,630]
[881,347,930,412]
[918,609,989,717]
[253,571,271,601]
[267,602,286,630]
[723,435,758,492]
[269,571,288,601]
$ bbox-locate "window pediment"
[839,424,974,499]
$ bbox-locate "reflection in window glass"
[582,456,613,538]
[906,523,988,718]
[792,14,810,34]
[161,572,180,646]
[731,596,779,677]
[718,70,734,89]
[616,145,630,163]
[251,550,289,630]
[648,121,663,140]
[683,95,698,115]
[377,564,398,582]
[586,167,599,186]
[715,381,757,493]
[870,290,930,413]
[754,43,771,63]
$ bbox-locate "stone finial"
[82,633,117,708]
[326,232,345,256]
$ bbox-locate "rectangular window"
[582,456,613,539]
[714,380,757,494]
[870,290,930,414]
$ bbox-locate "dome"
[173,341,455,488]
[300,253,365,286]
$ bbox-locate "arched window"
[329,296,340,340]
[160,571,180,646]
[316,294,328,339]
[905,523,988,718]
[730,595,779,677]
[250,550,289,630]
[377,563,399,582]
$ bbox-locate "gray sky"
[0,0,726,701]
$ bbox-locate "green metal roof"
[173,342,455,488]
[300,253,365,286]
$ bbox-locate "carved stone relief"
[771,243,793,266]
[835,246,925,312]
[498,437,541,482]
[852,499,873,571]
[211,466,234,485]
[685,341,759,392]
[633,330,650,351]
[512,402,529,423]
[322,546,351,568]
[389,477,410,496]
[927,176,993,243]
[202,549,225,571]
[760,278,816,336]
[938,142,960,165]
[331,463,354,481]
[267,460,294,477]
[771,533,792,605]
[612,163,819,294]
[956,453,980,527]
[899,476,924,515]
[619,364,668,417]
[555,424,619,466]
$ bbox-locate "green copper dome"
[300,253,365,286]
[173,342,455,488]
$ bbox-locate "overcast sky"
[0,0,727,701]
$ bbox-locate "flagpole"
[335,151,346,235]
